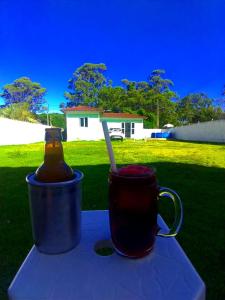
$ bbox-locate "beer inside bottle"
[35,128,74,182]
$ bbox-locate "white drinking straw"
[102,121,118,173]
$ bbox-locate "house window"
[121,122,125,134]
[131,122,135,134]
[80,117,88,127]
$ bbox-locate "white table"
[8,210,205,300]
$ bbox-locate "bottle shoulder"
[35,161,74,183]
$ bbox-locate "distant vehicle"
[109,128,125,141]
[163,123,174,128]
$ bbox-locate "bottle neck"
[44,140,64,164]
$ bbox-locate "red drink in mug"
[109,165,183,258]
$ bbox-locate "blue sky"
[0,0,225,112]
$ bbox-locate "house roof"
[64,105,144,119]
[102,112,144,119]
[64,106,101,112]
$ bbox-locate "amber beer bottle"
[35,128,74,182]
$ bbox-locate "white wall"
[107,121,144,139]
[67,117,104,141]
[171,120,225,143]
[0,118,50,146]
[67,117,146,140]
[141,128,166,139]
[132,123,145,138]
[66,115,168,141]
[107,122,121,129]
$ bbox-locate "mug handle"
[157,187,183,237]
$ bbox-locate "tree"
[38,113,66,129]
[222,85,225,96]
[148,69,176,127]
[64,63,108,107]
[0,77,47,113]
[214,84,225,112]
[176,95,195,124]
[177,93,222,124]
[98,86,126,111]
[120,72,178,127]
[121,79,137,91]
[98,72,178,128]
[220,85,225,118]
[0,102,38,122]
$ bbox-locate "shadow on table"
[0,162,225,300]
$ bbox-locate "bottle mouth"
[26,170,84,187]
[45,128,62,142]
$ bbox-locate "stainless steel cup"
[26,170,83,254]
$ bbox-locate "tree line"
[0,63,224,128]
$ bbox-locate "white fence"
[142,128,166,139]
[171,120,225,143]
[1,117,224,145]
[0,118,50,146]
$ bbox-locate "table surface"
[8,210,205,300]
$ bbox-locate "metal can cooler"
[26,170,83,254]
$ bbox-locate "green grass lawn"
[0,139,225,299]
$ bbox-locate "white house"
[64,106,148,141]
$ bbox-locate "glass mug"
[108,166,183,258]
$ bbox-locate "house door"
[125,122,131,138]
